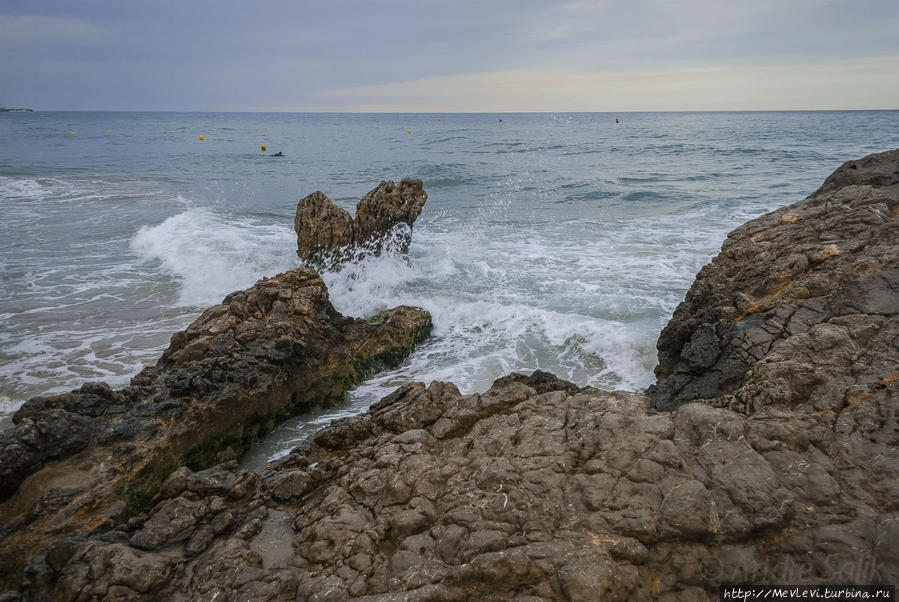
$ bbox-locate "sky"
[1,0,897,112]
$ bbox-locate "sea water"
[1,111,896,467]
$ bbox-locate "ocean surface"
[1,111,896,469]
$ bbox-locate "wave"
[127,205,663,411]
[130,208,298,307]
[319,226,667,397]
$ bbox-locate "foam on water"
[0,175,197,408]
[1,186,299,410]
[3,110,896,465]
[131,208,298,307]
[0,397,22,417]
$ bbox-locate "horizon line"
[12,108,899,114]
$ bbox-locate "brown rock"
[650,148,899,412]
[294,178,427,266]
[293,191,355,260]
[25,361,896,599]
[0,268,431,582]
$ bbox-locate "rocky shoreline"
[0,182,434,592]
[1,155,897,600]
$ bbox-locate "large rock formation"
[16,365,898,600]
[295,178,428,266]
[4,151,899,600]
[0,268,431,585]
[650,150,899,411]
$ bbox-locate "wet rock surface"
[294,178,428,267]
[650,149,899,411]
[0,268,431,583]
[4,152,899,600]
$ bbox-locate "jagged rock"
[9,153,899,599]
[293,191,355,258]
[0,268,431,583]
[650,148,899,412]
[21,367,897,600]
[295,178,427,266]
[0,408,95,500]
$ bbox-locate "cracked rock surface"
[650,149,899,412]
[19,366,897,600]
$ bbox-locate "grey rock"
[26,367,896,599]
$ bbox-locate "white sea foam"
[0,175,70,199]
[130,208,298,307]
[320,221,675,397]
[0,176,200,414]
[0,397,24,417]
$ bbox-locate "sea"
[1,110,896,469]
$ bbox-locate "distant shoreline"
[0,107,34,112]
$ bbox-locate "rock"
[0,268,431,581]
[0,409,94,500]
[22,364,898,599]
[10,153,899,599]
[650,148,899,412]
[295,178,427,266]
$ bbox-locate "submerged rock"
[0,268,431,583]
[651,149,899,412]
[294,178,428,266]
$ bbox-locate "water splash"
[131,208,298,307]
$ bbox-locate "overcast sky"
[1,0,897,111]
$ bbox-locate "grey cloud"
[0,0,896,110]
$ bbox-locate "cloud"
[2,1,897,110]
[313,56,899,112]
[0,14,102,47]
